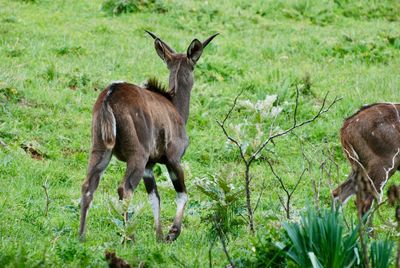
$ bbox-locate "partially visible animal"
[79,31,218,241]
[333,103,400,215]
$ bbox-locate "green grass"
[1,0,400,267]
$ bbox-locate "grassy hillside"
[1,0,400,267]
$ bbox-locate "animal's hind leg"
[332,170,356,205]
[165,160,187,242]
[117,155,147,222]
[80,149,112,240]
[143,166,163,241]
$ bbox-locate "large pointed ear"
[155,38,173,62]
[145,30,175,62]
[187,39,203,64]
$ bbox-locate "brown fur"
[333,103,400,215]
[105,251,132,268]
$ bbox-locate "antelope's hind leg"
[117,154,147,223]
[165,161,187,242]
[143,167,163,241]
[332,170,356,205]
[80,149,112,240]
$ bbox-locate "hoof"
[165,226,180,242]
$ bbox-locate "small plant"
[108,198,143,244]
[281,207,359,267]
[196,175,245,267]
[196,175,245,237]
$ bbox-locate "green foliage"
[196,176,245,237]
[235,231,287,268]
[282,207,359,268]
[369,240,394,268]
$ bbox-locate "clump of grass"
[335,0,400,21]
[66,71,91,90]
[101,0,167,16]
[55,46,86,56]
[325,35,394,63]
[282,0,335,26]
[0,86,23,103]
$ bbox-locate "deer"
[79,31,218,242]
[333,103,400,216]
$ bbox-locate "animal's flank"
[145,77,173,100]
[99,84,117,149]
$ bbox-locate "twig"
[215,222,235,268]
[250,91,342,164]
[42,181,50,217]
[266,157,306,219]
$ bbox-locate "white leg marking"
[176,192,188,212]
[148,190,160,226]
[341,195,352,206]
[174,192,188,225]
[143,169,153,178]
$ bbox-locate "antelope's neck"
[172,88,191,125]
[171,84,192,125]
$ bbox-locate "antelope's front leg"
[166,161,187,241]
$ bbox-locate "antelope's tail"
[99,87,117,149]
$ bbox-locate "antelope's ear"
[155,39,172,63]
[187,39,203,64]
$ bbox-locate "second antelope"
[333,103,400,215]
[79,31,218,242]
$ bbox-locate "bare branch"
[217,89,247,165]
[289,168,307,198]
[250,93,342,164]
[265,158,290,197]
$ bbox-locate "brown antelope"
[333,103,400,215]
[79,31,218,241]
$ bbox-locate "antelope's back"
[341,103,400,162]
[99,83,187,160]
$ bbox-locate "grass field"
[1,0,400,267]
